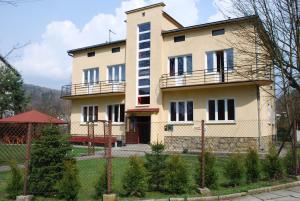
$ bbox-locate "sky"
[0,0,234,89]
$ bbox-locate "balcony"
[160,65,273,90]
[61,81,125,99]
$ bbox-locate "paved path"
[230,186,300,201]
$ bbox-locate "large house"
[61,3,275,152]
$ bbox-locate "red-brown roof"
[0,110,66,124]
[126,108,159,113]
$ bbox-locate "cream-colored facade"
[62,3,275,152]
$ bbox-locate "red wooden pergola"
[0,110,65,195]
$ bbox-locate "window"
[169,101,193,122]
[212,29,225,36]
[174,35,185,42]
[83,68,99,84]
[137,22,151,105]
[82,105,98,122]
[107,104,125,122]
[207,99,235,121]
[169,55,192,76]
[112,47,120,53]
[87,52,95,57]
[107,64,125,83]
[206,48,234,72]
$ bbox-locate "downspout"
[256,86,262,150]
[254,23,262,150]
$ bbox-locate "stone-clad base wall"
[164,136,274,153]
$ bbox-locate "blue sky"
[0,0,232,89]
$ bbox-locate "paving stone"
[253,192,284,200]
[271,189,300,197]
[288,186,300,193]
[271,196,300,201]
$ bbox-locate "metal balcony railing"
[61,81,126,97]
[160,64,273,89]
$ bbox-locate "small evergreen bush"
[263,145,283,179]
[164,155,190,194]
[94,165,108,198]
[245,148,260,182]
[57,159,80,201]
[29,125,71,196]
[145,142,168,191]
[195,152,218,189]
[284,149,294,175]
[5,160,23,199]
[122,156,148,197]
[224,153,244,186]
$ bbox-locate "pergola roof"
[0,110,66,124]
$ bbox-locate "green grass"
[0,155,296,201]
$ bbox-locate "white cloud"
[207,0,235,22]
[13,0,200,89]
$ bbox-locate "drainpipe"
[256,86,262,150]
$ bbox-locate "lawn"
[0,154,296,201]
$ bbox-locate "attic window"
[212,29,225,36]
[87,52,95,57]
[174,35,185,42]
[112,47,120,53]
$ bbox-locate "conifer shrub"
[283,149,294,175]
[195,151,218,189]
[245,148,260,182]
[122,156,148,197]
[263,145,284,179]
[57,159,80,201]
[164,155,190,194]
[29,125,71,196]
[5,160,23,199]
[145,142,168,191]
[224,153,244,186]
[94,164,108,198]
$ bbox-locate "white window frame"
[136,22,151,106]
[168,54,192,76]
[206,98,236,123]
[106,104,125,123]
[82,68,99,85]
[81,105,98,123]
[107,64,125,83]
[168,100,194,123]
[205,49,234,74]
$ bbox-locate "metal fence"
[0,119,298,200]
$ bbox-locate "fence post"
[106,120,112,194]
[201,120,205,188]
[23,123,33,195]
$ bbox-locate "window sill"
[112,122,125,126]
[168,121,194,125]
[205,121,236,125]
[80,123,99,126]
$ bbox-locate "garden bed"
[0,155,297,201]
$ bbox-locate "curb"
[141,180,300,201]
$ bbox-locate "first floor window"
[107,104,125,122]
[170,101,193,122]
[169,55,192,76]
[208,99,235,121]
[83,68,99,84]
[82,105,98,122]
[206,48,234,73]
[108,64,125,83]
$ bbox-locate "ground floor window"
[170,101,193,122]
[208,98,235,121]
[107,104,125,123]
[82,105,98,122]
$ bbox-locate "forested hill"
[23,84,70,121]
